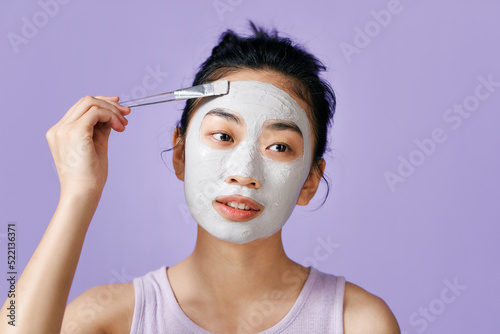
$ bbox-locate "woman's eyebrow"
[264,121,303,138]
[204,108,241,124]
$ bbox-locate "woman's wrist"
[60,182,103,200]
[58,187,103,222]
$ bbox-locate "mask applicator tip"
[212,80,230,96]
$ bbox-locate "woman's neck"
[168,225,309,307]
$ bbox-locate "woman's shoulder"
[343,281,400,334]
[62,282,135,334]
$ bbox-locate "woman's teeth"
[226,201,252,211]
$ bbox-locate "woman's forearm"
[0,190,101,334]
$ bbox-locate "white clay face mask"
[184,80,312,244]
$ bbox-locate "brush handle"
[119,91,175,107]
[119,80,229,108]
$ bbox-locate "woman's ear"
[296,159,326,206]
[172,128,185,181]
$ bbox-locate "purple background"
[1,0,499,333]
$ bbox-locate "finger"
[55,96,128,133]
[57,96,89,125]
[95,95,119,102]
[79,106,126,133]
[95,96,131,116]
[65,96,128,125]
[94,121,112,142]
[88,96,130,120]
[93,122,112,155]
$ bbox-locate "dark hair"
[174,22,336,205]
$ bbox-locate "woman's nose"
[224,175,261,189]
[222,140,264,189]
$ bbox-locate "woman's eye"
[269,144,289,153]
[212,133,233,142]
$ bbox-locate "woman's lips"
[213,195,264,222]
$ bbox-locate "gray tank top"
[130,266,345,333]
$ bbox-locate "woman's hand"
[46,95,130,196]
[0,97,130,334]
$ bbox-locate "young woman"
[1,25,400,333]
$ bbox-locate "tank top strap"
[332,274,346,333]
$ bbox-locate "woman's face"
[175,69,321,244]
